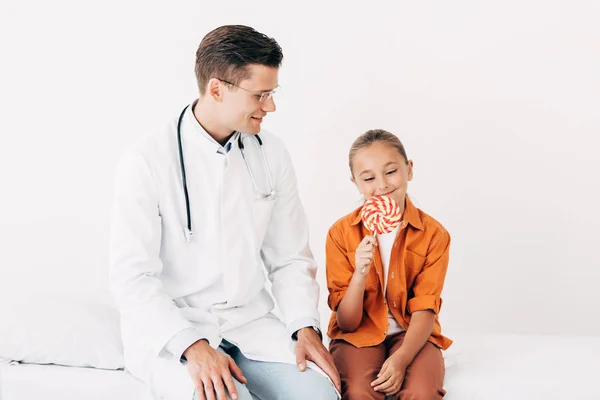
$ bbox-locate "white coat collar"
[182,100,238,156]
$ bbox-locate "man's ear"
[207,78,223,102]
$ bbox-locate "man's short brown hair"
[195,25,283,94]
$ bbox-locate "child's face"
[351,142,413,207]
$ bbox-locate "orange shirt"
[326,196,452,350]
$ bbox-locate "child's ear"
[350,176,361,193]
[407,160,414,181]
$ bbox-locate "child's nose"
[378,178,389,191]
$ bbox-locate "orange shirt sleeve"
[407,229,451,315]
[325,226,354,312]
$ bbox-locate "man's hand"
[370,352,409,395]
[184,340,247,400]
[294,327,341,393]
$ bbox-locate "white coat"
[109,105,331,397]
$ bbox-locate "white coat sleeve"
[259,147,321,335]
[109,151,203,359]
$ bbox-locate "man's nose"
[262,96,276,112]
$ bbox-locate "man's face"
[220,64,278,135]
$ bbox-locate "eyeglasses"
[218,78,278,102]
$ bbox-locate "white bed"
[0,294,154,400]
[1,293,599,399]
[0,362,152,400]
[443,334,600,400]
[2,334,599,400]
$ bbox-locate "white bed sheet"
[2,334,599,400]
[443,334,600,400]
[0,362,153,400]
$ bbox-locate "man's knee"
[294,373,338,399]
[307,379,338,399]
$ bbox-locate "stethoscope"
[177,105,276,241]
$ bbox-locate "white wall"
[1,0,599,337]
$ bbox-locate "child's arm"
[335,274,366,332]
[370,311,435,395]
[335,271,367,331]
[399,229,450,363]
[326,228,375,332]
[335,235,377,332]
[390,310,435,367]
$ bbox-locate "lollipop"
[361,195,402,235]
[360,195,402,272]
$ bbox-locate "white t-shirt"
[377,225,405,336]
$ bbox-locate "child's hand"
[354,235,377,276]
[370,353,408,395]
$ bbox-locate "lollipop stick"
[361,230,377,274]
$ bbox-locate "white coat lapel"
[220,136,261,306]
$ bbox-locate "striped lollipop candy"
[361,195,402,235]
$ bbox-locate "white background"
[1,0,599,339]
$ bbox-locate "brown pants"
[330,332,445,400]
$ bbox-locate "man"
[109,25,340,400]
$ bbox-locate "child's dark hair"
[349,129,409,176]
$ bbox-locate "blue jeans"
[193,340,338,400]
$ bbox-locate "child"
[326,129,452,399]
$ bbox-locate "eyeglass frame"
[217,78,279,102]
